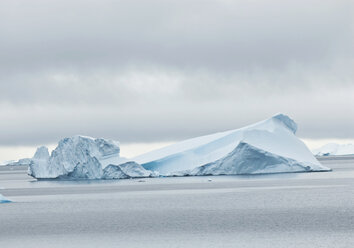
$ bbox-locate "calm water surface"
[1,157,354,248]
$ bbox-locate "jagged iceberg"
[313,143,354,156]
[28,136,153,179]
[0,194,11,203]
[134,114,330,175]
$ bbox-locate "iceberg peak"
[271,113,297,134]
[33,146,50,160]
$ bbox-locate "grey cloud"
[1,79,354,146]
[0,0,353,146]
[0,0,352,71]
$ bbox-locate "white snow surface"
[0,194,11,203]
[133,114,330,175]
[28,136,151,179]
[313,143,354,156]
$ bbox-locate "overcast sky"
[0,0,353,160]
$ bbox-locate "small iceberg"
[0,194,11,203]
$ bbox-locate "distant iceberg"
[313,143,354,156]
[133,114,330,175]
[1,146,48,167]
[0,194,11,203]
[28,114,330,180]
[28,136,153,179]
[1,158,32,166]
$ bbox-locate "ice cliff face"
[33,146,50,160]
[47,136,120,176]
[28,136,153,179]
[180,142,324,176]
[313,143,354,156]
[102,164,130,179]
[28,146,51,178]
[102,162,154,179]
[134,114,330,175]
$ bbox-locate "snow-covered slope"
[28,136,151,179]
[0,194,11,203]
[313,143,354,156]
[133,114,330,175]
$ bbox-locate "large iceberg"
[133,114,330,175]
[28,136,153,179]
[313,143,354,156]
[28,114,330,180]
[0,194,11,203]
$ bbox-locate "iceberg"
[2,146,50,167]
[133,114,330,175]
[28,114,330,180]
[313,143,354,156]
[0,194,11,203]
[0,160,13,166]
[28,136,152,179]
[3,158,32,166]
